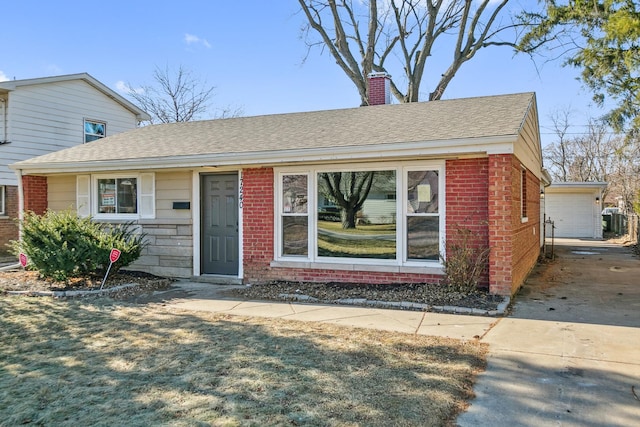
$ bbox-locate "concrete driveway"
[457,239,640,426]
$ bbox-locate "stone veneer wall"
[127,219,193,278]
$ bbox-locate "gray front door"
[201,173,239,275]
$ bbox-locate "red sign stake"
[100,249,121,290]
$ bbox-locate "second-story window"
[84,120,105,143]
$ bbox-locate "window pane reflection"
[407,216,439,260]
[317,171,396,259]
[283,217,308,256]
[407,170,438,213]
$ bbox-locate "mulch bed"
[231,280,505,312]
[0,269,172,300]
[1,267,505,312]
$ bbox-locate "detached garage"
[544,182,607,239]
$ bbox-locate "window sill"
[270,260,444,276]
[521,217,529,223]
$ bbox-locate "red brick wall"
[445,158,490,288]
[22,176,48,214]
[241,167,443,285]
[488,154,513,295]
[488,154,540,295]
[512,164,541,292]
[241,160,539,293]
[0,185,19,254]
[242,168,275,280]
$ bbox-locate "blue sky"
[1,1,608,146]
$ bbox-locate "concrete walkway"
[154,281,498,341]
[150,238,640,426]
[458,238,640,426]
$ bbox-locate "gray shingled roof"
[13,92,535,170]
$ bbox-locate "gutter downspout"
[15,168,24,239]
[1,98,6,143]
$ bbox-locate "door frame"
[192,169,243,278]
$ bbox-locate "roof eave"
[12,134,517,174]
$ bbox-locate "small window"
[84,120,105,143]
[78,173,155,219]
[97,178,137,214]
[0,186,5,215]
[521,167,528,220]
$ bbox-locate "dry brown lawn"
[0,296,487,426]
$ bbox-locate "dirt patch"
[0,269,172,300]
[230,280,505,312]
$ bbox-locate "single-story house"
[11,76,544,296]
[544,182,607,239]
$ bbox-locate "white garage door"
[545,193,597,238]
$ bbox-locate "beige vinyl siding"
[514,99,543,179]
[49,171,188,219]
[155,171,192,219]
[1,79,139,186]
[48,175,77,211]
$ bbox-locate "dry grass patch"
[0,297,487,426]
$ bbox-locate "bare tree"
[126,65,241,124]
[544,109,573,182]
[298,0,528,105]
[608,139,640,213]
[544,112,640,208]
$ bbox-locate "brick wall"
[488,154,540,295]
[488,154,513,295]
[250,266,443,285]
[242,167,275,280]
[0,185,19,253]
[23,175,48,214]
[241,160,539,293]
[511,165,541,291]
[445,158,490,288]
[241,167,443,285]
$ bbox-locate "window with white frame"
[97,178,137,214]
[276,163,443,266]
[84,120,106,143]
[406,170,440,260]
[521,167,528,221]
[76,173,155,219]
[281,174,309,256]
[0,185,5,215]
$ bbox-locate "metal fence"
[627,214,639,244]
[606,213,638,244]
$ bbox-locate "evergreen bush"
[10,210,147,282]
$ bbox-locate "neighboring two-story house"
[0,73,149,253]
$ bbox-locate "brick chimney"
[367,72,391,106]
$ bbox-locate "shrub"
[441,227,490,294]
[10,210,147,282]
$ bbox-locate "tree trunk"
[341,207,358,229]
